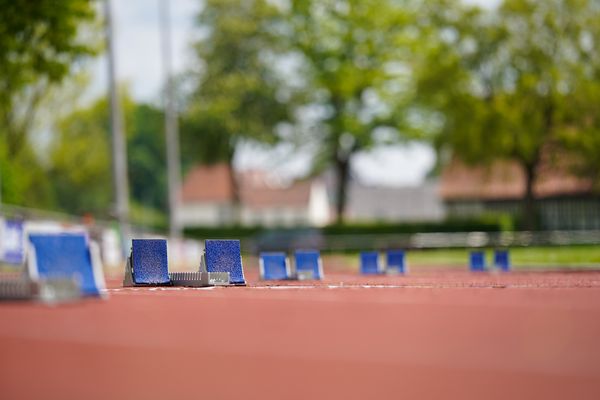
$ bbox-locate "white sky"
[87,0,496,187]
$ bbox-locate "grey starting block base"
[0,277,81,303]
[169,271,230,287]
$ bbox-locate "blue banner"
[2,219,24,265]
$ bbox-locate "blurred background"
[1,0,600,270]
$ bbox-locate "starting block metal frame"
[0,276,82,303]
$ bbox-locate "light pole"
[104,0,130,252]
[160,0,183,239]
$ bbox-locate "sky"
[89,0,496,187]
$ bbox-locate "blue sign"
[2,219,24,265]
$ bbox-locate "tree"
[49,93,168,225]
[182,0,290,209]
[413,0,600,230]
[0,0,97,159]
[283,0,412,223]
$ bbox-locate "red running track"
[2,268,600,400]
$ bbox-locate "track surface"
[2,267,600,400]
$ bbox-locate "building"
[440,158,600,230]
[177,163,331,228]
[345,180,446,223]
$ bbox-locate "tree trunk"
[522,162,537,231]
[334,156,350,225]
[226,151,240,226]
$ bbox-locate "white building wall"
[308,181,331,226]
[177,202,234,227]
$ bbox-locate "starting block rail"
[169,271,230,287]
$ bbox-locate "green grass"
[407,245,600,269]
[341,245,600,270]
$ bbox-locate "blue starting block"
[124,239,230,287]
[360,251,382,275]
[469,250,486,272]
[205,240,246,285]
[386,250,406,274]
[27,233,106,297]
[125,239,170,286]
[259,252,290,280]
[494,249,510,272]
[294,250,323,280]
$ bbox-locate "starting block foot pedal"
[27,233,106,297]
[386,250,406,275]
[294,250,323,280]
[469,251,486,272]
[360,251,383,275]
[259,252,291,280]
[205,240,246,285]
[124,239,171,286]
[494,249,510,272]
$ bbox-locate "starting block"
[294,250,323,280]
[124,239,230,287]
[204,240,246,285]
[259,252,291,280]
[469,250,486,272]
[386,250,406,274]
[27,233,106,297]
[360,251,382,275]
[494,249,510,272]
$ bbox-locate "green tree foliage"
[49,94,167,222]
[0,0,97,208]
[128,104,168,214]
[413,0,600,229]
[283,0,412,223]
[183,0,290,203]
[0,0,97,159]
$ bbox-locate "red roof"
[181,163,312,208]
[440,157,593,201]
[181,163,234,203]
[240,179,312,209]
